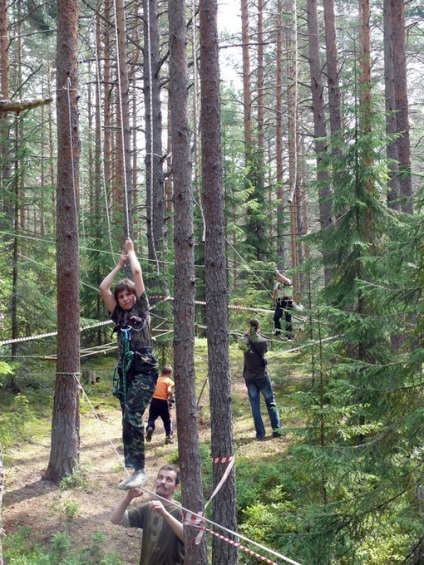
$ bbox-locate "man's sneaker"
[123,469,148,489]
[146,426,154,442]
[272,330,281,336]
[165,436,174,444]
[117,474,134,490]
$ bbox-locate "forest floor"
[2,356,295,564]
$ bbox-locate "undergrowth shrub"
[3,527,122,564]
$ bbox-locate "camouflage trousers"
[114,352,158,470]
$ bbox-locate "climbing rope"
[112,0,131,239]
[145,0,160,275]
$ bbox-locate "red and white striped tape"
[212,456,234,464]
[197,524,278,565]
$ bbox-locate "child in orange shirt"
[145,365,175,444]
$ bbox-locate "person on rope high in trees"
[110,464,185,565]
[272,269,294,340]
[100,238,159,490]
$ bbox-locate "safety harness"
[112,315,149,401]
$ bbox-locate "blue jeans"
[246,376,281,438]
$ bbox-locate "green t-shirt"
[127,502,185,565]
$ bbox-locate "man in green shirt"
[110,464,184,564]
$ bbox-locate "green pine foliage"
[254,129,424,562]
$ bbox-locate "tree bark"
[169,1,207,561]
[143,0,164,267]
[199,0,238,562]
[0,0,12,234]
[383,0,400,209]
[285,0,299,274]
[391,0,412,214]
[275,0,285,263]
[43,0,80,483]
[322,0,342,139]
[0,98,52,113]
[307,0,332,285]
[241,0,252,153]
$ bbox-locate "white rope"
[0,298,310,347]
[191,0,206,243]
[225,236,271,296]
[130,484,302,565]
[145,0,160,275]
[73,373,128,474]
[0,320,113,346]
[94,15,114,256]
[112,0,131,238]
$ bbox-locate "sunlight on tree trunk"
[169,1,207,560]
[200,0,238,561]
[43,0,80,483]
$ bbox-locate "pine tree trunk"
[143,0,164,267]
[200,1,238,562]
[323,0,342,139]
[391,0,412,214]
[241,0,252,153]
[384,0,400,209]
[276,0,286,263]
[169,1,207,560]
[43,0,80,483]
[0,0,12,234]
[257,0,264,177]
[307,0,332,285]
[285,0,299,273]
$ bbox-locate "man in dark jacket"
[241,319,282,440]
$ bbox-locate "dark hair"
[248,318,260,330]
[113,278,136,302]
[161,365,173,375]
[158,464,180,486]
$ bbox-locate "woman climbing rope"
[100,238,158,490]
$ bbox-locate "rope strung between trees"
[0,297,309,348]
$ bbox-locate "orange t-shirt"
[152,376,174,401]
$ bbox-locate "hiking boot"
[146,426,154,442]
[123,469,148,489]
[165,436,174,445]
